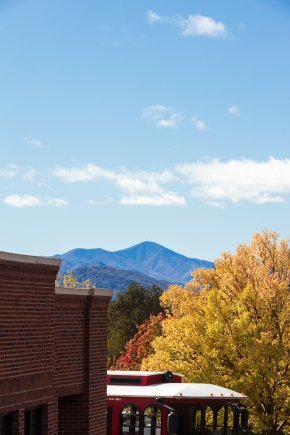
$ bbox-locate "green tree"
[143,232,290,435]
[108,282,163,366]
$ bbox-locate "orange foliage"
[110,312,165,370]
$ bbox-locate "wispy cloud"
[53,164,115,182]
[53,164,185,206]
[147,10,166,24]
[4,194,68,208]
[142,105,182,128]
[176,157,290,205]
[25,136,44,148]
[23,168,40,182]
[192,116,206,131]
[228,105,239,115]
[120,192,185,206]
[46,198,68,207]
[0,164,19,179]
[0,165,43,186]
[147,10,227,38]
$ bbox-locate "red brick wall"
[55,295,87,395]
[0,253,112,435]
[58,395,88,434]
[0,258,58,414]
[56,293,111,435]
[87,298,110,435]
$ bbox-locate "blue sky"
[0,0,290,260]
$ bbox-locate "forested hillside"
[58,264,169,292]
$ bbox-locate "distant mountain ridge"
[54,241,213,289]
[66,264,170,292]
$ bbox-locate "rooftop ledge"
[0,251,61,266]
[0,251,113,297]
[56,286,113,297]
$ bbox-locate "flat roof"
[107,383,247,399]
[0,251,61,266]
[56,286,113,297]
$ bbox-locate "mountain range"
[54,241,213,291]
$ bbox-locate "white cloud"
[0,164,19,179]
[53,164,175,188]
[179,15,227,38]
[53,163,115,182]
[0,165,42,182]
[120,192,186,206]
[25,136,44,148]
[116,170,176,199]
[147,10,227,38]
[228,105,239,115]
[143,104,168,118]
[176,158,290,205]
[0,165,44,186]
[142,105,182,128]
[116,170,184,205]
[117,175,159,195]
[53,159,290,207]
[4,194,68,208]
[53,164,184,206]
[5,195,42,208]
[46,198,68,207]
[157,113,182,128]
[192,116,206,131]
[147,10,164,24]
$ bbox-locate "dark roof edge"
[0,251,61,267]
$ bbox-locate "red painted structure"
[107,371,249,435]
[0,251,113,435]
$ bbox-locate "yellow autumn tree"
[143,232,290,435]
[56,270,92,289]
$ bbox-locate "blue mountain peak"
[55,241,213,285]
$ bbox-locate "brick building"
[0,251,113,435]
